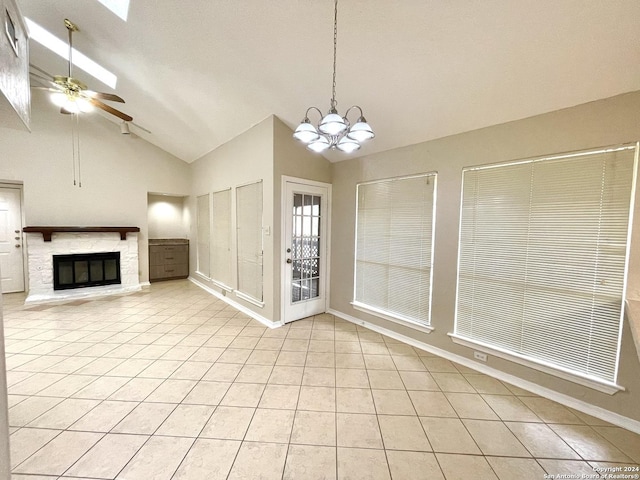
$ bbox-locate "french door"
[282,178,331,323]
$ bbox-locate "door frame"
[280,176,332,324]
[0,182,26,293]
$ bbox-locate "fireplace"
[53,252,121,290]
[23,227,141,304]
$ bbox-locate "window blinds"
[211,189,232,288]
[354,174,436,326]
[196,194,210,278]
[456,147,636,383]
[236,181,263,302]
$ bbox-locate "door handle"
[286,258,292,264]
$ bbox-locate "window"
[211,188,232,289]
[196,194,210,278]
[354,173,436,328]
[454,146,637,387]
[236,180,263,304]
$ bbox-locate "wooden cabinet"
[149,240,189,282]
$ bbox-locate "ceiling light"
[120,121,130,134]
[293,0,374,154]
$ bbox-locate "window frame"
[352,172,438,333]
[451,144,638,394]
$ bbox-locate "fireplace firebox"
[53,252,121,290]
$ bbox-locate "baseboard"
[189,277,282,329]
[328,308,640,435]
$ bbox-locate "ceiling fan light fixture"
[120,121,131,134]
[50,91,68,107]
[62,99,80,114]
[76,97,94,113]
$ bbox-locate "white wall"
[0,92,191,283]
[147,194,188,239]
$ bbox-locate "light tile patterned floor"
[2,279,639,479]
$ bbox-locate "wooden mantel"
[23,226,140,242]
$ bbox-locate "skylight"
[96,0,130,21]
[26,18,118,89]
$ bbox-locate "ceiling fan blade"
[32,86,59,92]
[60,107,72,114]
[89,98,133,122]
[84,91,125,103]
[29,63,55,80]
[30,73,60,90]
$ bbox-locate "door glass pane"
[291,191,322,304]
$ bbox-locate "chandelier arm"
[305,106,324,121]
[344,105,364,121]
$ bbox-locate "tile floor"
[2,279,639,479]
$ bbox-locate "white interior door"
[0,187,24,293]
[283,179,330,323]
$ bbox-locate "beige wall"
[330,91,640,421]
[189,116,275,321]
[0,92,190,283]
[147,194,188,239]
[273,117,332,321]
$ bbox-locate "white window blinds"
[236,180,263,303]
[455,146,636,384]
[354,174,436,326]
[211,189,232,288]
[196,194,210,278]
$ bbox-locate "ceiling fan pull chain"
[76,114,82,188]
[71,114,77,186]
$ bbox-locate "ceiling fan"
[30,18,132,122]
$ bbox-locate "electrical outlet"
[474,351,487,362]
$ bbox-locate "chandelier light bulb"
[336,136,360,153]
[308,136,330,153]
[293,120,320,144]
[319,112,348,136]
[347,117,375,142]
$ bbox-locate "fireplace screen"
[53,252,121,290]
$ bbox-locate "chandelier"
[293,0,374,154]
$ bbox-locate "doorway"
[0,186,24,293]
[282,177,331,323]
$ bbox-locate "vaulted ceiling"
[20,0,640,163]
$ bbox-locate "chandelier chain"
[331,0,338,110]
